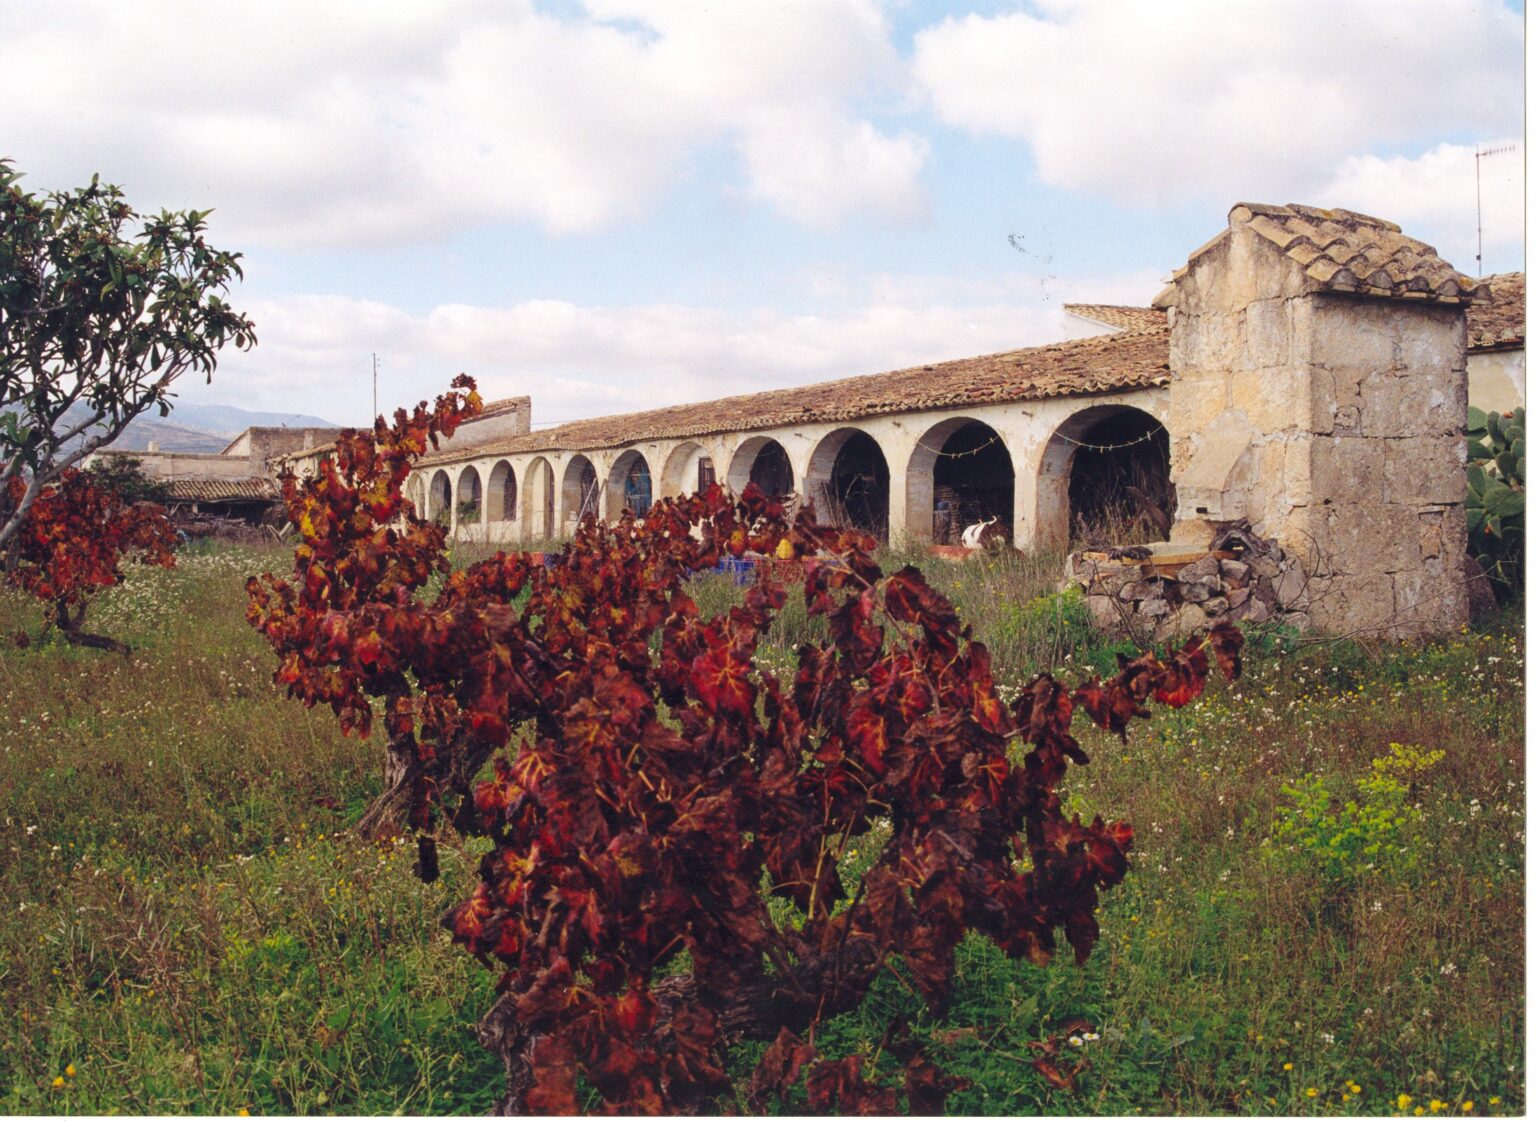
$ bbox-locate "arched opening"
[607,451,654,518]
[427,469,453,525]
[1038,405,1170,549]
[727,437,794,499]
[906,418,1014,546]
[805,428,890,541]
[405,475,427,517]
[660,441,715,498]
[562,455,600,530]
[522,457,556,541]
[487,460,517,523]
[456,466,483,526]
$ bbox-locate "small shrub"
[1271,743,1443,883]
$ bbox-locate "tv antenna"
[1475,144,1515,274]
[371,352,379,422]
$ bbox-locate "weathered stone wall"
[1162,220,1468,637]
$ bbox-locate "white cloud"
[200,270,1152,424]
[912,0,1522,208]
[0,0,924,246]
[1317,141,1524,273]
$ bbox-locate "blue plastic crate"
[713,555,757,586]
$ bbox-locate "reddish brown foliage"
[5,468,175,653]
[248,377,1243,1114]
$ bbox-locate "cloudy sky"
[2,0,1524,427]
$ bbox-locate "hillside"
[57,402,343,455]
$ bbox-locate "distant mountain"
[53,402,344,455]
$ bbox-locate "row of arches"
[410,403,1170,549]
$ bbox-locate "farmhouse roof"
[1155,202,1491,308]
[165,477,278,503]
[419,328,1170,462]
[1468,272,1525,351]
[1063,304,1167,333]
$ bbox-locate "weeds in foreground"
[0,545,1523,1114]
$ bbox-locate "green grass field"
[0,544,1523,1115]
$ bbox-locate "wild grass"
[0,543,1523,1115]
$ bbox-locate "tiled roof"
[166,477,278,502]
[1468,272,1525,351]
[480,395,531,418]
[1063,304,1167,333]
[1157,202,1491,307]
[420,329,1171,462]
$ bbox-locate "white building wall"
[415,386,1172,553]
[1468,349,1525,415]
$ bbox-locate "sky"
[0,0,1525,429]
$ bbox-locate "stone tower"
[1153,203,1489,638]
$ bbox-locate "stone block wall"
[1160,214,1470,637]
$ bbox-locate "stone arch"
[562,455,600,530]
[427,469,453,524]
[905,417,1014,546]
[727,436,794,499]
[1037,404,1170,550]
[487,460,517,524]
[405,474,427,516]
[456,465,483,526]
[660,441,715,498]
[607,450,654,519]
[522,457,556,540]
[805,427,891,541]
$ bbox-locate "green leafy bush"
[1272,743,1443,882]
[1466,405,1524,594]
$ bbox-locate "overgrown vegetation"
[245,380,1241,1112]
[0,539,1521,1115]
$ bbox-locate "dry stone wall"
[1066,526,1309,642]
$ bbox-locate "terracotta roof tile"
[1063,304,1167,333]
[1468,272,1525,351]
[1157,202,1490,307]
[422,329,1170,462]
[166,477,278,502]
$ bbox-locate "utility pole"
[371,352,379,422]
[1475,144,1515,275]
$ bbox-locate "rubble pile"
[1065,522,1309,639]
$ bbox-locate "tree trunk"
[354,722,500,840]
[474,941,884,1114]
[55,600,130,656]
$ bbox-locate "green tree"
[0,159,255,551]
[83,454,173,505]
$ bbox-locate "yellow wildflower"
[1284,1063,1294,1071]
[1350,1083,1362,1094]
[52,1076,65,1089]
[1462,1104,1473,1114]
[65,1063,76,1078]
[1399,1094,1415,1110]
[1489,1098,1500,1107]
[1306,1088,1319,1098]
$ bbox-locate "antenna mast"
[1475,144,1515,274]
[371,353,379,422]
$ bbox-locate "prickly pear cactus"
[1466,405,1524,595]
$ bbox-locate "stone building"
[390,203,1519,638]
[86,424,343,519]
